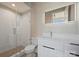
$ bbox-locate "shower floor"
[0,46,24,57]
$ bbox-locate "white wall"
[31,2,77,37]
[31,4,38,37]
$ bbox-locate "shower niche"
[45,4,76,24]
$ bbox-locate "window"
[45,4,75,24]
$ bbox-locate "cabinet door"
[38,45,56,57]
[38,45,64,57]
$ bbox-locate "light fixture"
[12,4,15,7]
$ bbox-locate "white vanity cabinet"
[38,34,79,57]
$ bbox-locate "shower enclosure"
[0,2,31,56]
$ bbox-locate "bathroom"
[0,2,79,57]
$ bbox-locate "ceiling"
[0,2,31,14]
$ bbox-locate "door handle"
[69,53,79,57]
[43,46,55,50]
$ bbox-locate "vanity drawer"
[64,42,79,57]
[38,45,56,57]
[38,45,64,57]
[64,50,77,57]
[64,37,79,45]
[38,39,64,51]
[64,44,79,53]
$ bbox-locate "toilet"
[11,38,38,57]
[24,38,38,57]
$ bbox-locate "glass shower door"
[0,2,31,57]
[0,5,17,52]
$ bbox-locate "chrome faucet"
[50,32,52,39]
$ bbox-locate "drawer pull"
[70,43,79,46]
[43,46,55,50]
[69,53,79,57]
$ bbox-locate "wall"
[31,2,77,37]
[31,4,38,37]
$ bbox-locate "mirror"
[45,4,75,24]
